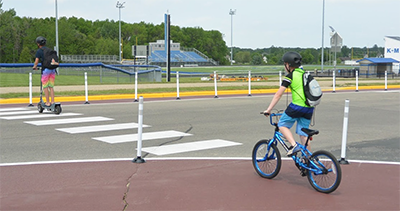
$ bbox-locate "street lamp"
[55,0,59,58]
[229,9,236,65]
[116,1,125,63]
[321,0,325,72]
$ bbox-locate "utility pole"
[229,9,236,65]
[116,1,125,63]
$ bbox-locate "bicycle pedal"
[300,171,307,177]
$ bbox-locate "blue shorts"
[278,112,311,137]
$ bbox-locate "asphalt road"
[1,90,399,164]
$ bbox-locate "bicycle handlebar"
[260,112,283,126]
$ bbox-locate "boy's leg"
[46,69,56,104]
[280,126,296,146]
[278,113,296,146]
[41,69,53,106]
[296,117,312,150]
[49,87,55,104]
[44,88,50,106]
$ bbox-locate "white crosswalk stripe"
[141,139,242,156]
[25,116,113,126]
[0,108,28,112]
[1,113,81,120]
[92,130,192,144]
[56,122,150,134]
[0,110,38,116]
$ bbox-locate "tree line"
[0,2,383,66]
[233,44,384,65]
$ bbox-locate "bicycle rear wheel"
[252,139,281,179]
[307,150,341,193]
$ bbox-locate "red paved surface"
[1,159,399,211]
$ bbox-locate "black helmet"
[282,52,302,67]
[35,36,46,46]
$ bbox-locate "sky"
[2,0,400,49]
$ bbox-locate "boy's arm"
[33,58,40,70]
[264,86,287,114]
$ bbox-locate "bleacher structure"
[145,40,218,67]
[61,55,118,63]
[60,40,218,67]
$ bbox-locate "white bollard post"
[28,72,34,107]
[332,70,336,93]
[134,71,138,102]
[339,99,350,164]
[214,71,218,98]
[84,72,90,104]
[279,71,282,85]
[384,70,387,91]
[248,70,252,97]
[176,71,180,100]
[133,96,145,163]
[355,70,359,92]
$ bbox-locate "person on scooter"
[33,36,56,107]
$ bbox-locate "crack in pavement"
[122,164,139,211]
[122,125,193,210]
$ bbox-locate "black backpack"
[42,47,59,69]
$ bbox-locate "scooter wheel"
[37,103,44,113]
[54,105,62,115]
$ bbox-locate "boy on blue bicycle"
[263,52,314,156]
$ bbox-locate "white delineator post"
[355,70,359,92]
[384,70,388,91]
[134,71,138,102]
[248,70,252,96]
[28,72,33,107]
[332,70,336,93]
[133,96,145,163]
[214,71,218,98]
[339,99,350,164]
[176,71,180,100]
[279,71,282,85]
[84,72,90,104]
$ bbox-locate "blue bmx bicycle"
[252,112,341,193]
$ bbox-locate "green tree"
[300,49,314,64]
[251,53,263,65]
[18,46,32,63]
[235,51,250,64]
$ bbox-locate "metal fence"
[0,63,162,83]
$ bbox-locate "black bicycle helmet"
[282,52,302,67]
[36,36,47,46]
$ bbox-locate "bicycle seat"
[301,128,319,136]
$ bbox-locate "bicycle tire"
[252,139,281,179]
[307,150,342,193]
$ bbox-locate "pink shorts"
[41,68,56,88]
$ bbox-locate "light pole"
[55,0,59,58]
[116,1,125,63]
[321,0,325,72]
[229,9,236,65]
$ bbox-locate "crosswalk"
[0,107,242,156]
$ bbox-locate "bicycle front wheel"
[307,150,342,193]
[252,139,281,179]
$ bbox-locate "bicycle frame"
[267,113,332,175]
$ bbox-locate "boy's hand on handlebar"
[261,111,270,116]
